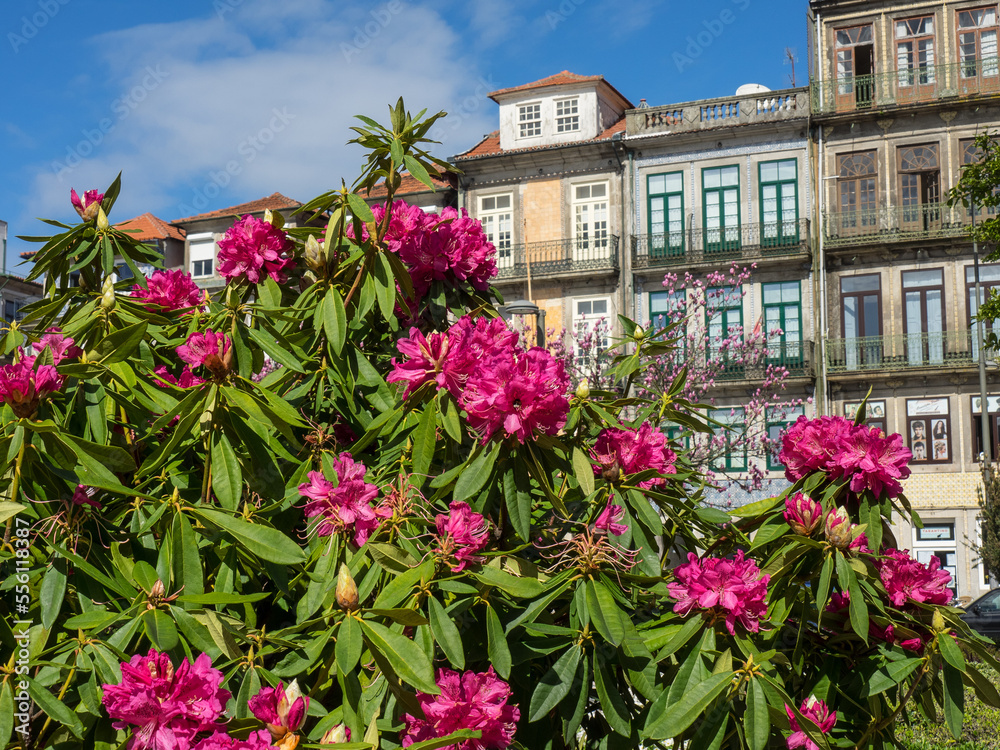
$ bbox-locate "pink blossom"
[402,667,519,750]
[30,328,81,366]
[192,731,275,750]
[783,493,822,536]
[785,696,836,750]
[667,551,769,634]
[591,423,677,488]
[320,725,351,744]
[435,500,490,571]
[133,270,204,312]
[830,427,911,500]
[594,503,628,535]
[299,453,388,546]
[154,365,206,389]
[248,680,307,739]
[879,548,953,607]
[176,330,231,376]
[387,328,461,399]
[101,649,230,750]
[779,415,855,482]
[72,485,101,509]
[0,361,62,418]
[71,188,104,221]
[217,215,295,285]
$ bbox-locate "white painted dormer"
[490,71,632,152]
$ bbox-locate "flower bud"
[336,564,359,612]
[783,492,822,536]
[101,289,117,310]
[634,325,645,340]
[932,609,946,633]
[96,206,110,232]
[102,276,115,295]
[575,378,590,400]
[304,235,324,273]
[823,506,853,549]
[276,735,300,750]
[321,724,351,744]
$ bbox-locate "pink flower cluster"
[298,452,388,546]
[879,548,953,607]
[403,667,520,750]
[248,680,307,740]
[364,201,497,298]
[594,503,627,535]
[435,500,490,571]
[71,188,104,222]
[388,316,570,444]
[785,696,836,750]
[779,415,911,499]
[591,423,677,488]
[101,649,230,750]
[155,365,206,389]
[191,732,274,750]
[133,269,204,312]
[667,551,770,634]
[177,330,231,377]
[217,215,295,285]
[0,329,80,417]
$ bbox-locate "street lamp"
[502,299,546,348]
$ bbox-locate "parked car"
[960,588,1000,642]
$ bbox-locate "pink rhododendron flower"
[779,415,855,482]
[154,365,206,389]
[784,492,823,536]
[0,361,62,418]
[435,500,490,571]
[192,731,275,750]
[248,680,307,740]
[591,423,677,488]
[594,503,628,535]
[101,649,230,750]
[785,696,836,750]
[217,214,295,285]
[402,667,519,750]
[387,328,461,399]
[71,188,104,221]
[879,548,953,607]
[667,551,770,634]
[72,485,100,509]
[298,453,388,546]
[28,328,82,366]
[133,270,204,312]
[176,330,231,376]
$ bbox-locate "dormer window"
[556,98,580,133]
[518,103,541,138]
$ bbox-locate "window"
[3,299,26,323]
[711,407,747,471]
[958,8,998,79]
[189,233,216,278]
[961,138,1000,216]
[647,172,685,259]
[650,290,687,364]
[518,103,541,138]
[479,194,513,270]
[836,151,878,235]
[766,405,804,471]
[902,268,945,365]
[572,182,609,260]
[906,397,951,464]
[758,160,798,246]
[840,274,882,369]
[844,400,887,434]
[555,98,579,133]
[707,286,744,379]
[896,16,935,87]
[702,165,741,255]
[966,264,1000,359]
[574,297,610,368]
[913,520,958,600]
[835,25,874,107]
[971,395,1000,461]
[898,145,941,231]
[762,281,802,367]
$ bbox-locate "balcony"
[626,88,808,136]
[631,219,810,271]
[709,340,815,382]
[494,235,619,283]
[826,331,997,374]
[823,203,972,248]
[812,57,1000,115]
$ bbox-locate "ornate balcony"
[631,219,810,271]
[811,57,1000,115]
[494,235,619,283]
[626,88,808,136]
[826,331,997,374]
[709,340,816,382]
[822,203,974,248]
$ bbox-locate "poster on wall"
[844,400,886,433]
[906,398,950,463]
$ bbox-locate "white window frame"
[518,102,542,139]
[188,232,216,279]
[479,194,514,269]
[913,519,958,599]
[573,296,612,365]
[555,97,580,133]
[572,181,609,261]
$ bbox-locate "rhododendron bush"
[1,100,999,750]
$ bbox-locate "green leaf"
[365,608,429,626]
[403,154,435,190]
[172,511,204,597]
[937,631,966,671]
[746,678,770,750]
[485,605,511,679]
[27,677,84,739]
[359,619,438,694]
[323,289,348,355]
[654,615,705,659]
[337,616,363,674]
[502,464,532,542]
[594,657,632,735]
[471,564,543,598]
[528,646,582,722]
[404,730,483,750]
[368,542,419,574]
[815,553,834,621]
[245,326,306,373]
[143,608,179,651]
[373,252,396,321]
[211,432,242,510]
[847,577,868,644]
[89,321,147,364]
[346,192,375,223]
[572,446,595,496]
[453,441,501,503]
[192,507,306,566]
[40,560,67,630]
[646,672,733,739]
[428,595,464,670]
[411,405,437,487]
[0,501,26,524]
[943,662,964,739]
[586,579,625,646]
[0,681,14,749]
[866,658,924,696]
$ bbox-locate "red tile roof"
[454,117,626,161]
[172,192,301,224]
[488,70,633,108]
[363,172,456,200]
[116,213,186,242]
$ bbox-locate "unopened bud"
[932,609,946,633]
[575,378,590,400]
[150,579,165,599]
[336,564,359,612]
[823,506,853,549]
[264,209,274,224]
[321,724,350,744]
[101,289,117,310]
[634,325,645,340]
[304,235,324,273]
[102,276,115,294]
[96,206,110,232]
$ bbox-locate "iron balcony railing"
[812,57,1000,115]
[494,235,619,282]
[709,340,815,381]
[822,202,975,247]
[826,330,999,373]
[631,218,810,270]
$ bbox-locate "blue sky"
[0,0,804,269]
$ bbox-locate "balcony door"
[648,172,685,259]
[479,194,513,270]
[573,182,609,262]
[759,160,798,248]
[763,281,802,368]
[836,151,878,237]
[841,274,882,370]
[895,16,936,103]
[702,166,740,256]
[903,268,945,365]
[958,8,999,94]
[835,25,874,109]
[898,145,941,234]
